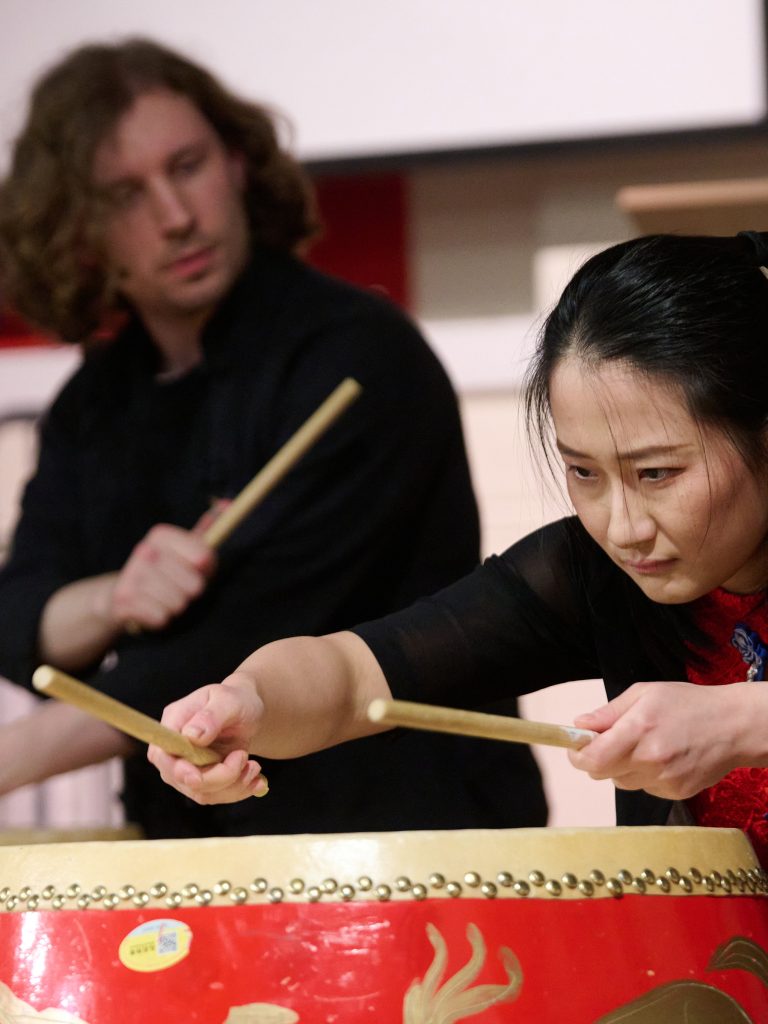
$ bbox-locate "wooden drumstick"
[367,698,597,750]
[33,665,221,768]
[125,376,363,633]
[202,376,362,549]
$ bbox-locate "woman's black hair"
[525,233,768,473]
[523,232,768,670]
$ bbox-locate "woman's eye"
[639,467,676,482]
[568,465,595,481]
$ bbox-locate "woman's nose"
[605,489,656,549]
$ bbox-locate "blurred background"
[2,0,767,832]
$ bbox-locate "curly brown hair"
[0,38,318,342]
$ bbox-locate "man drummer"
[0,38,547,837]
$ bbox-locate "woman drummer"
[149,231,768,866]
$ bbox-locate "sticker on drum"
[118,918,192,972]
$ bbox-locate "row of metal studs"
[0,865,765,911]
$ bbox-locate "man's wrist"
[91,573,122,629]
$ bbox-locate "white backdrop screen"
[1,0,766,165]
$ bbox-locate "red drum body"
[1,826,768,1022]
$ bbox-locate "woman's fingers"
[148,745,267,804]
[148,679,267,803]
[162,680,262,747]
[573,686,642,733]
[570,688,648,777]
[568,681,742,800]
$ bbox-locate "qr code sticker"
[157,929,179,956]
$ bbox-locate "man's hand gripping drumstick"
[119,377,362,635]
[39,378,362,665]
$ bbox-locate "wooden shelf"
[616,177,768,235]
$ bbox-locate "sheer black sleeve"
[354,517,604,708]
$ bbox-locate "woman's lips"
[623,558,677,575]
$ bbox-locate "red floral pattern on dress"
[686,588,768,868]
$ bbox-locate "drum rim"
[0,826,763,911]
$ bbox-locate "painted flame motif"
[403,922,522,1022]
[596,936,768,1023]
[4,928,764,1022]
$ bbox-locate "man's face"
[91,88,250,328]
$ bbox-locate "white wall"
[0,1,763,165]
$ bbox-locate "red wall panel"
[308,173,409,309]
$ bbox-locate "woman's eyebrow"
[556,440,693,461]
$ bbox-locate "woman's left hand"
[568,680,767,800]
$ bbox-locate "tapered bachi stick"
[33,664,221,767]
[202,377,362,548]
[367,698,596,750]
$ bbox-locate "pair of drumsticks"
[32,378,595,781]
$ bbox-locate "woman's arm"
[148,630,391,804]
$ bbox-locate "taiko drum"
[1,826,768,1022]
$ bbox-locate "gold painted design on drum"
[597,936,768,1022]
[0,979,303,1023]
[403,923,522,1021]
[0,826,764,912]
[0,980,90,1021]
[224,1004,299,1023]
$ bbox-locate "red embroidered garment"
[686,587,768,867]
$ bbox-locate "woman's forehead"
[549,356,698,456]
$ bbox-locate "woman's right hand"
[147,675,269,804]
